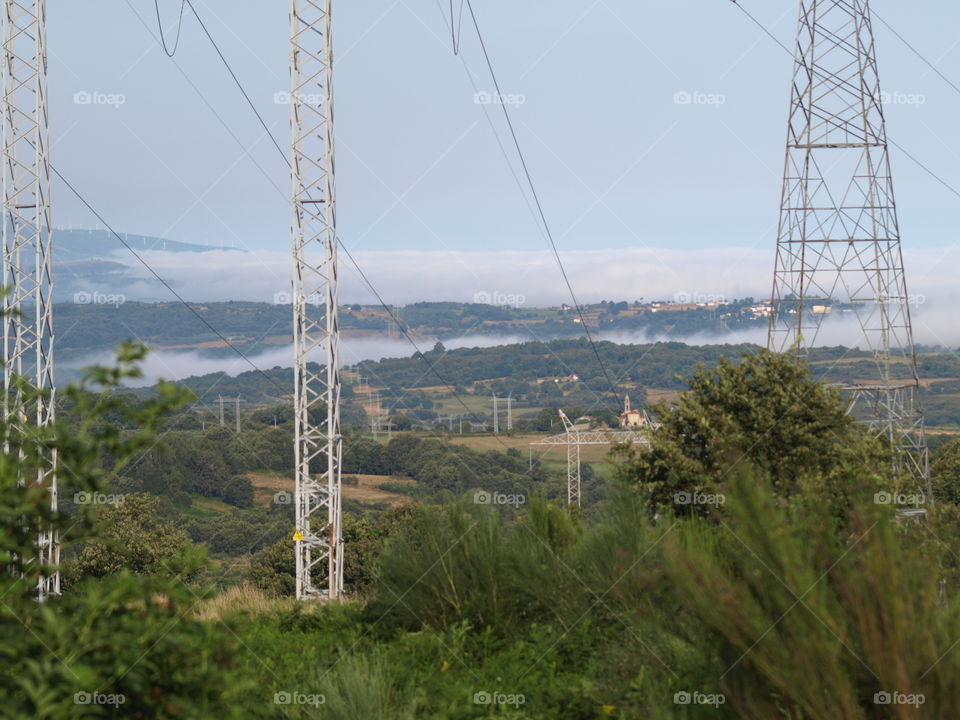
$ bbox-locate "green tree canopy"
[932,438,960,505]
[614,349,891,517]
[68,493,193,580]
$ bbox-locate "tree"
[614,349,890,517]
[532,407,558,431]
[183,445,232,496]
[249,404,294,426]
[68,493,193,580]
[246,537,295,596]
[932,439,960,504]
[388,413,412,431]
[248,505,417,596]
[0,342,243,718]
[343,435,386,474]
[223,476,255,508]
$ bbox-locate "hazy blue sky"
[47,1,960,300]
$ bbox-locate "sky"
[47,1,960,306]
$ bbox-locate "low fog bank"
[59,301,959,388]
[60,245,960,310]
[602,301,960,350]
[60,333,534,388]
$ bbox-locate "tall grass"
[361,472,960,716]
[661,471,960,719]
[368,497,583,632]
[315,654,410,720]
[196,582,294,621]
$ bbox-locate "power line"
[155,0,187,57]
[337,242,513,446]
[449,0,466,56]
[47,7,286,387]
[182,0,288,166]
[730,0,960,202]
[125,0,286,200]
[158,1,511,444]
[169,0,619,422]
[728,0,791,55]
[434,0,550,248]
[889,139,960,202]
[459,0,622,407]
[52,165,287,394]
[868,16,960,198]
[872,11,960,98]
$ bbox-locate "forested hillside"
[53,300,768,357]
[130,337,960,430]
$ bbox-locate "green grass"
[178,495,236,518]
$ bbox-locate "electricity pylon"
[768,0,929,495]
[532,410,650,507]
[1,0,57,599]
[558,410,580,506]
[290,0,342,600]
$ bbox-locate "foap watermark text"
[674,90,725,108]
[74,492,125,506]
[74,692,125,707]
[73,90,126,108]
[473,290,525,308]
[274,691,325,707]
[474,490,525,508]
[473,690,525,707]
[474,91,526,107]
[674,491,725,507]
[674,691,725,707]
[74,291,125,308]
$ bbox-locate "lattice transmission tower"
[2,0,57,599]
[768,0,929,495]
[290,0,343,600]
[531,410,650,507]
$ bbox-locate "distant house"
[537,374,580,385]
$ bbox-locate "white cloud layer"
[89,245,960,310]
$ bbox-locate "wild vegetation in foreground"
[4,344,960,718]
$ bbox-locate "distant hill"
[51,299,772,359]
[52,228,233,262]
[126,338,960,430]
[51,228,243,301]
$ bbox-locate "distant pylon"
[768,0,929,495]
[2,0,58,599]
[560,410,581,506]
[291,0,343,600]
[234,395,243,434]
